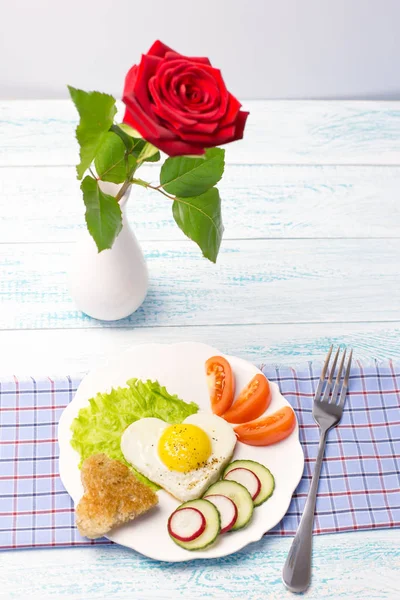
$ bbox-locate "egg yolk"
[158,424,212,473]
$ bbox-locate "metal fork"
[282,346,353,593]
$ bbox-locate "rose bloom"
[122,40,249,156]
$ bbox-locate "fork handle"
[282,428,328,593]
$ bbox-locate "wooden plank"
[1,164,400,243]
[1,530,398,599]
[0,322,399,374]
[0,239,399,330]
[1,100,400,167]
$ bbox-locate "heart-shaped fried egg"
[121,412,237,501]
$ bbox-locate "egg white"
[120,412,237,501]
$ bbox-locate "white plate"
[58,342,304,562]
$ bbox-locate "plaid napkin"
[0,361,399,550]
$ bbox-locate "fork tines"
[315,346,353,406]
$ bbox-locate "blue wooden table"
[0,100,399,598]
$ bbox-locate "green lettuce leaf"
[70,379,198,489]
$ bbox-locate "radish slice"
[167,507,206,542]
[224,468,261,500]
[203,494,238,533]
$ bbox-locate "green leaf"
[68,86,117,179]
[160,148,225,197]
[131,178,150,188]
[143,148,161,162]
[119,123,142,138]
[95,132,136,184]
[118,123,160,162]
[136,142,160,163]
[172,187,224,262]
[81,176,122,252]
[109,123,135,151]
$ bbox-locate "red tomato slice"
[223,374,271,424]
[205,356,235,416]
[234,406,296,446]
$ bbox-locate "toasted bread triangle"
[76,454,158,539]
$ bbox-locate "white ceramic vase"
[68,182,148,321]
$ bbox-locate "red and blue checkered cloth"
[0,361,399,550]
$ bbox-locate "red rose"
[122,40,249,157]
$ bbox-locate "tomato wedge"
[223,374,271,424]
[205,356,235,416]
[234,406,296,446]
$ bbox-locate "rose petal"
[164,50,211,65]
[234,110,249,140]
[149,72,199,126]
[166,69,224,119]
[150,65,222,125]
[122,104,159,139]
[150,79,198,128]
[123,64,138,95]
[168,118,220,135]
[164,51,187,61]
[157,58,192,77]
[123,93,176,140]
[194,65,227,90]
[218,93,242,128]
[176,123,236,144]
[186,56,212,66]
[133,54,162,112]
[170,67,228,120]
[123,108,192,158]
[154,60,222,115]
[147,40,175,58]
[190,111,249,146]
[155,138,205,156]
[178,117,220,134]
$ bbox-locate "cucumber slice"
[168,499,220,551]
[224,460,275,507]
[204,480,253,530]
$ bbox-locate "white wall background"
[1,0,399,100]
